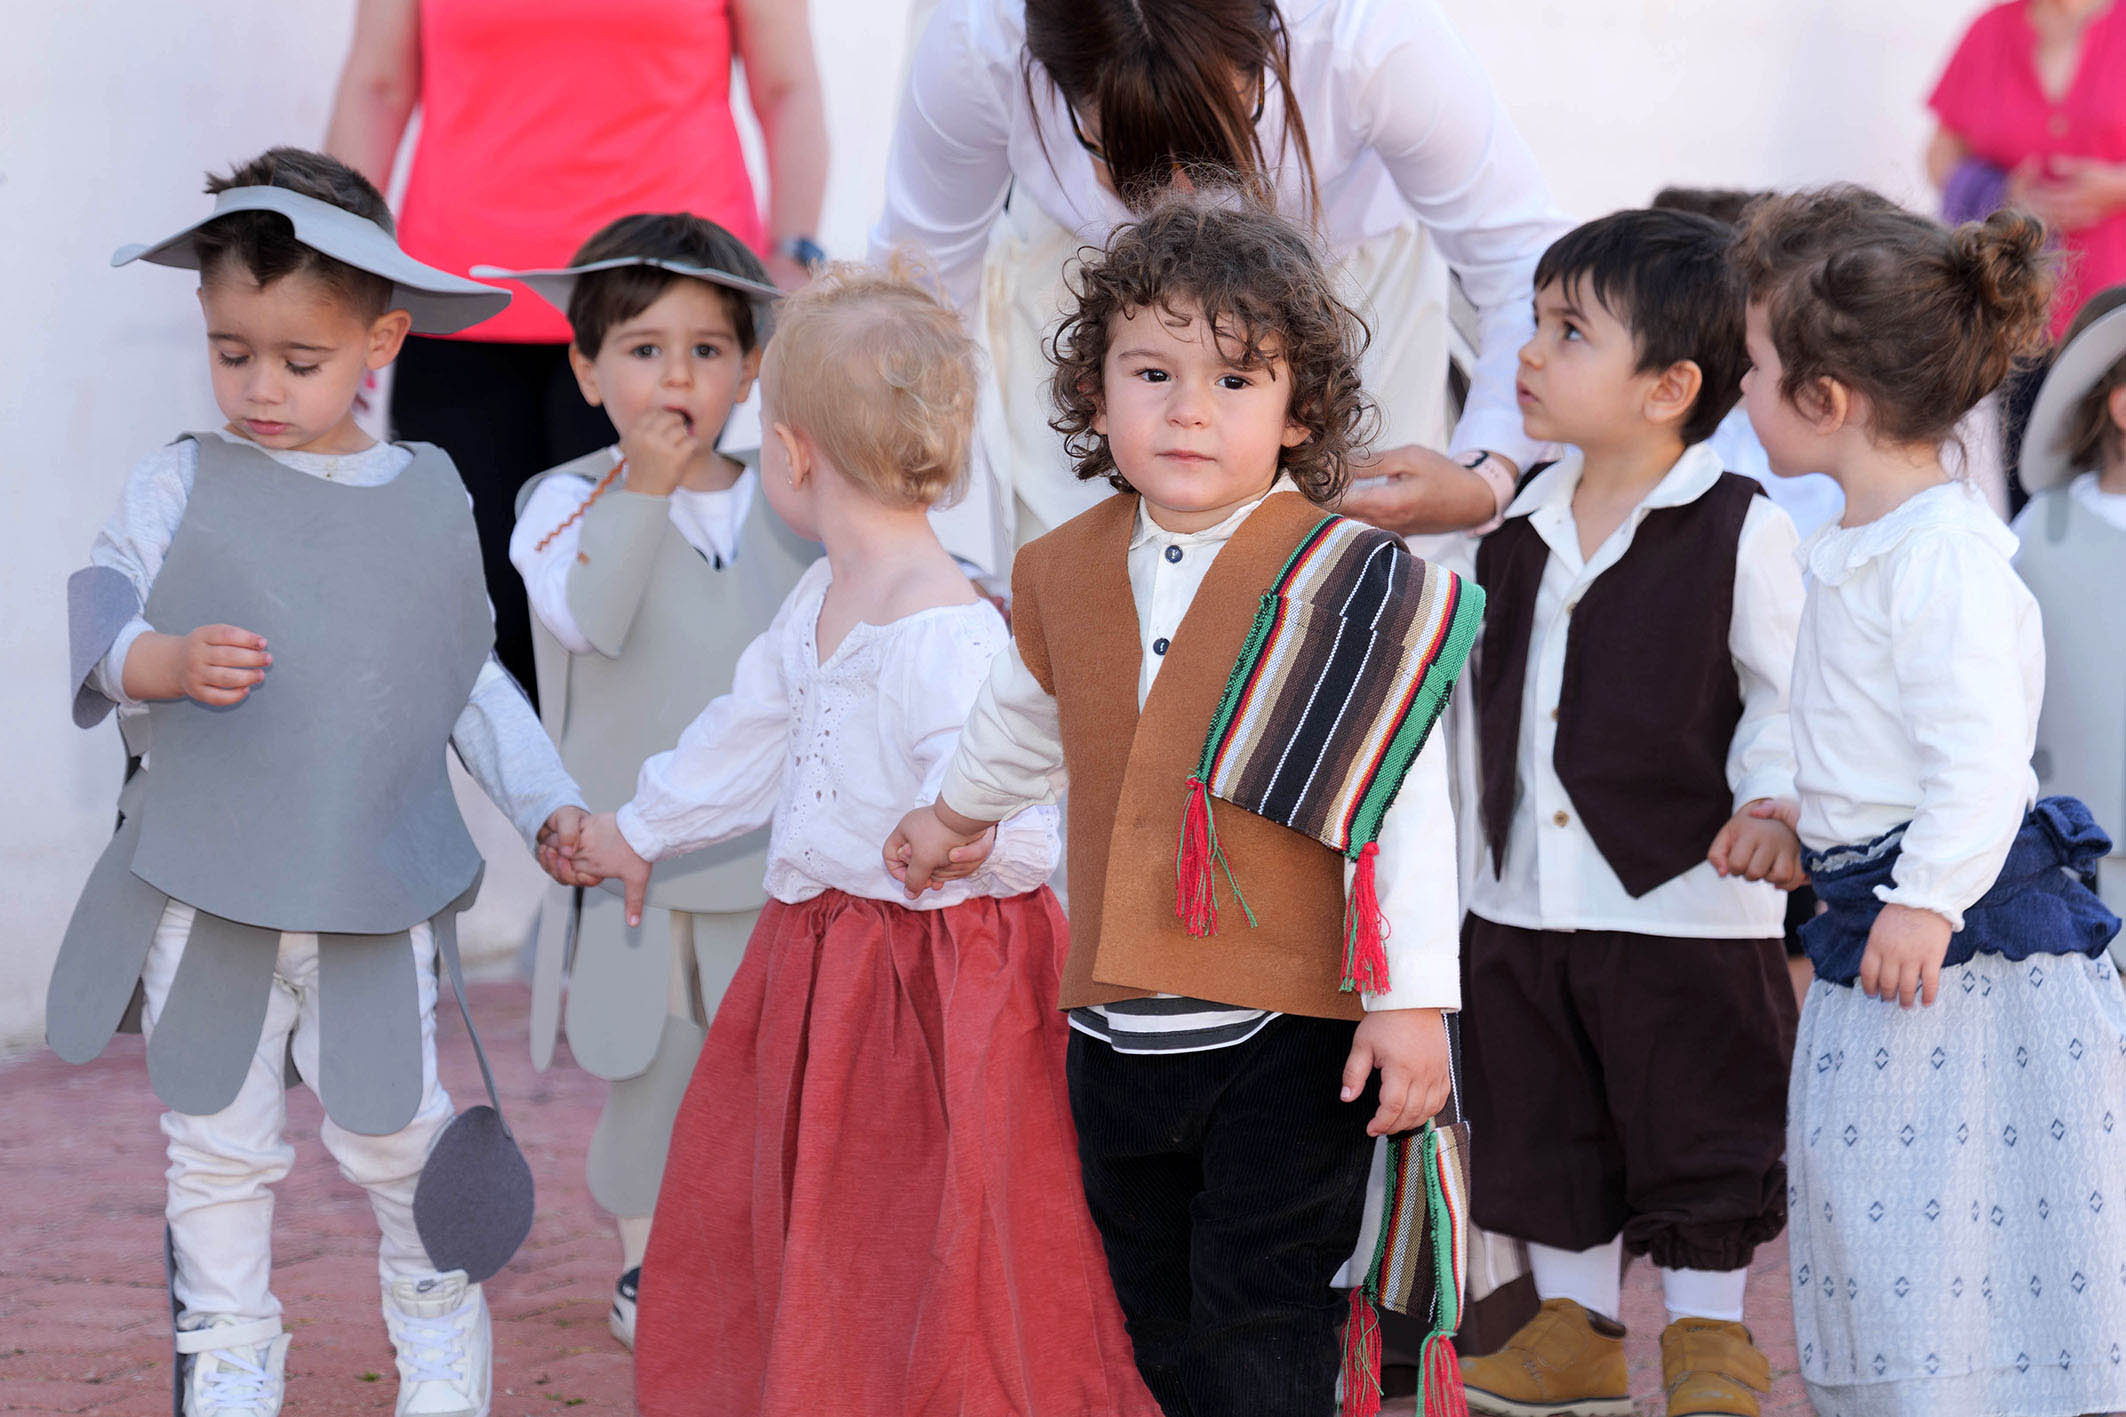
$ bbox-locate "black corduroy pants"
[1067,1013,1378,1417]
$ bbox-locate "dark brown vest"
[1474,471,1760,897]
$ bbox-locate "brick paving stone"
[2,982,1821,1416]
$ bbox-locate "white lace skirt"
[1789,953,2126,1417]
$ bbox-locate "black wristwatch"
[778,235,827,272]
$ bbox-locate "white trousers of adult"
[141,902,452,1327]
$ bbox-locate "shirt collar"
[1505,441,1727,522]
[1128,474,1297,551]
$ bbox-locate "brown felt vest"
[1013,491,1358,1020]
[1474,473,1758,897]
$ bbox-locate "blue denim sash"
[1800,795,2121,986]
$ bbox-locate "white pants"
[141,903,453,1326]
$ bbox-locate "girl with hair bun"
[1735,186,2126,1417]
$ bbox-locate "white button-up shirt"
[1465,443,1802,939]
[1793,480,2041,929]
[942,479,1464,1023]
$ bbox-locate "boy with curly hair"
[889,190,1480,1415]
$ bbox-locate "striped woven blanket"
[1177,514,1485,993]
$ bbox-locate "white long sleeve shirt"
[939,481,1463,1052]
[1466,445,1801,938]
[616,559,1059,908]
[508,447,759,654]
[870,0,1566,476]
[86,428,582,848]
[1792,480,2042,930]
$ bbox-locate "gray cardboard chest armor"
[51,433,489,1135]
[516,453,814,1079]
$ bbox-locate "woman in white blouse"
[871,0,1567,573]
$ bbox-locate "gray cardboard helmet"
[115,186,510,335]
[472,257,779,326]
[2019,284,2126,495]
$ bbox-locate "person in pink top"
[1927,0,2126,341]
[325,0,827,700]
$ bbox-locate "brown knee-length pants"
[1459,914,1798,1272]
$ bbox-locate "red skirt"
[634,887,1158,1417]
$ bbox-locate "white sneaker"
[383,1271,491,1417]
[176,1315,287,1417]
[608,1266,639,1349]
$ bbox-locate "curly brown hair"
[1732,185,2054,445]
[1048,187,1374,503]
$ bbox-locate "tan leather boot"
[1459,1297,1632,1416]
[1660,1316,1770,1417]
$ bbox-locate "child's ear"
[1795,375,1851,434]
[1281,414,1314,449]
[366,309,414,371]
[567,343,605,408]
[2106,383,2126,438]
[771,420,810,490]
[1643,359,1704,433]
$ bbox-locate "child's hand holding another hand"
[569,811,656,925]
[883,801,998,899]
[1342,1007,1452,1138]
[1709,797,1808,890]
[536,805,593,886]
[620,408,704,498]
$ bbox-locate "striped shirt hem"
[1068,997,1279,1055]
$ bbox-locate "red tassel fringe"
[1176,776,1218,937]
[1340,1287,1383,1417]
[1420,1331,1469,1417]
[1341,841,1392,994]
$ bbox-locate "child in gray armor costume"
[2012,282,2126,927]
[496,214,814,1347]
[55,148,589,1417]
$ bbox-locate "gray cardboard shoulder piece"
[586,1013,708,1218]
[527,881,575,1072]
[47,772,162,1063]
[146,908,279,1116]
[132,434,489,933]
[564,891,670,1081]
[315,929,423,1136]
[2019,489,2126,835]
[471,256,778,333]
[117,186,509,336]
[68,565,140,729]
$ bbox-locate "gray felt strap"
[527,881,574,1073]
[47,791,166,1064]
[566,490,672,657]
[564,891,670,1081]
[68,565,141,729]
[586,1013,707,1218]
[147,909,279,1117]
[315,930,423,1136]
[431,884,507,1120]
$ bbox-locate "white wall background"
[0,0,1975,1052]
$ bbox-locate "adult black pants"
[390,335,613,703]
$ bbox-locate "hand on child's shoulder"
[1709,797,1807,890]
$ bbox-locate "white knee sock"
[1526,1237,1623,1324]
[1660,1265,1748,1323]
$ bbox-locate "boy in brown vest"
[887,193,1477,1415]
[1456,209,1805,1417]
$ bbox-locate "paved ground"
[1,983,1811,1416]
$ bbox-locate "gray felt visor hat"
[471,257,780,322]
[2020,284,2126,495]
[114,185,510,335]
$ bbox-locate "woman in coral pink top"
[1927,0,2126,339]
[326,0,826,699]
